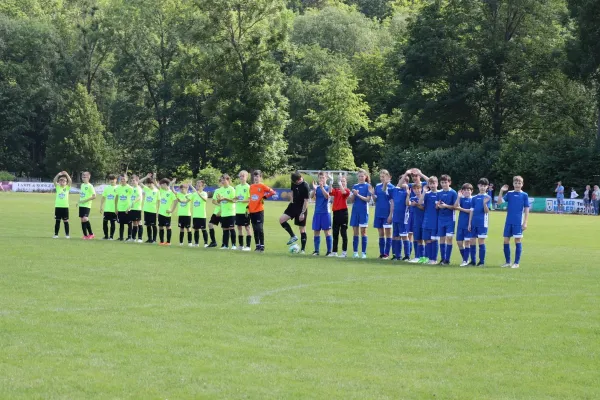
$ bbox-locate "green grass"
[0,193,598,399]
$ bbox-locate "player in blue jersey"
[372,169,395,259]
[468,178,491,267]
[436,175,458,265]
[404,168,429,258]
[389,178,411,261]
[349,169,372,259]
[455,183,474,267]
[419,176,439,264]
[311,172,332,256]
[497,176,530,268]
[408,183,426,263]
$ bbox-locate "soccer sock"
[361,235,368,253]
[119,223,125,239]
[326,235,332,253]
[127,223,132,239]
[110,221,116,238]
[340,227,348,252]
[281,221,295,237]
[255,230,261,246]
[479,244,486,263]
[409,241,413,257]
[238,235,243,247]
[209,228,216,244]
[230,230,236,245]
[378,237,385,255]
[470,245,477,263]
[166,229,172,243]
[148,226,153,241]
[385,238,392,256]
[440,243,446,261]
[187,231,192,244]
[132,226,138,240]
[246,235,251,247]
[403,240,410,258]
[419,244,425,258]
[413,241,419,258]
[194,230,200,244]
[152,226,157,242]
[425,242,431,259]
[459,247,465,260]
[54,220,61,235]
[301,232,307,251]
[202,230,208,244]
[314,235,321,253]
[137,225,142,240]
[159,229,165,243]
[393,240,401,258]
[223,230,229,247]
[87,221,93,235]
[515,242,522,264]
[446,243,453,262]
[103,220,108,238]
[503,243,511,263]
[179,231,184,244]
[64,221,70,236]
[432,240,438,261]
[81,222,88,236]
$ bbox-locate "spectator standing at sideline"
[570,188,578,199]
[555,181,565,214]
[593,185,600,215]
[583,185,592,214]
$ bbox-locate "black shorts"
[250,211,264,227]
[129,210,142,222]
[78,207,90,218]
[193,217,207,230]
[333,209,349,226]
[178,216,191,229]
[284,203,308,227]
[144,212,157,226]
[55,207,69,220]
[117,211,130,224]
[103,211,117,222]
[235,213,250,227]
[220,216,235,229]
[209,214,221,226]
[158,214,171,227]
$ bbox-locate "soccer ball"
[289,243,301,254]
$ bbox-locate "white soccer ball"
[289,243,300,254]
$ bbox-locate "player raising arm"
[497,176,529,268]
[249,170,276,252]
[52,171,72,239]
[349,169,371,258]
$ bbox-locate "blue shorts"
[374,216,392,229]
[472,226,488,239]
[557,197,564,205]
[423,228,438,241]
[393,222,408,237]
[312,213,332,231]
[456,228,471,242]
[350,209,369,227]
[412,226,423,241]
[437,220,455,237]
[503,223,523,238]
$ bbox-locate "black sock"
[301,232,307,251]
[194,230,200,244]
[110,221,116,238]
[132,226,138,240]
[246,235,252,247]
[166,229,172,243]
[202,230,208,244]
[230,230,236,246]
[54,220,60,235]
[238,235,243,247]
[147,226,153,241]
[64,221,70,236]
[86,221,93,235]
[119,223,125,239]
[159,229,165,243]
[152,226,157,241]
[223,230,229,247]
[82,222,88,236]
[210,228,216,243]
[127,223,132,239]
[255,229,261,246]
[179,231,184,244]
[187,231,192,244]
[281,221,295,237]
[137,225,143,239]
[260,230,265,247]
[103,220,108,238]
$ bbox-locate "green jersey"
[191,191,207,218]
[102,185,118,213]
[79,183,95,209]
[55,184,70,208]
[131,185,143,211]
[219,185,236,217]
[143,186,159,213]
[158,188,175,217]
[235,183,250,214]
[212,187,223,215]
[116,184,133,212]
[176,191,192,217]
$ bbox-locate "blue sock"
[379,237,385,255]
[314,236,321,253]
[361,236,368,253]
[413,241,418,258]
[462,247,469,262]
[326,235,332,253]
[470,245,476,263]
[440,243,446,261]
[459,248,465,260]
[425,242,431,259]
[391,240,399,258]
[504,243,510,263]
[385,238,392,256]
[409,241,413,257]
[479,244,486,263]
[515,242,522,264]
[446,244,453,262]
[353,236,359,252]
[419,244,425,258]
[433,240,439,261]
[403,240,410,258]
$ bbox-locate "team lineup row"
[51,168,530,268]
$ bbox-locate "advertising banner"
[12,182,56,193]
[1,182,12,191]
[545,198,584,214]
[494,197,542,212]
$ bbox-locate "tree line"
[1,0,599,193]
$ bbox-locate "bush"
[196,165,222,187]
[0,171,15,181]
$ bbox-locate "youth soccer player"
[330,175,351,257]
[100,174,118,240]
[52,171,72,238]
[173,181,193,246]
[140,173,159,243]
[389,179,410,261]
[207,178,223,248]
[436,175,458,265]
[349,169,371,258]
[235,170,252,251]
[408,183,426,263]
[158,178,176,245]
[372,169,394,259]
[279,171,310,253]
[311,172,332,256]
[455,183,474,267]
[130,175,144,243]
[406,168,429,258]
[190,180,209,247]
[115,175,134,241]
[216,174,237,249]
[419,176,439,265]
[497,176,530,268]
[249,170,276,252]
[78,171,96,239]
[468,178,491,266]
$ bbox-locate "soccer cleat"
[378,255,384,259]
[208,242,217,248]
[242,246,251,252]
[102,237,109,240]
[300,250,306,254]
[165,243,171,246]
[409,258,420,263]
[231,245,237,250]
[188,243,194,247]
[125,238,133,242]
[255,246,261,252]
[501,263,511,268]
[441,260,450,266]
[82,236,89,240]
[65,236,70,239]
[460,261,469,267]
[338,252,347,258]
[204,244,209,248]
[417,257,428,264]
[328,252,337,257]
[469,261,476,266]
[145,240,152,243]
[402,256,411,262]
[258,247,265,253]
[476,262,485,267]
[286,236,298,245]
[511,263,520,269]
[428,260,438,265]
[53,235,59,239]
[361,253,367,259]
[159,242,166,246]
[220,246,228,250]
[108,237,114,241]
[137,239,143,243]
[312,251,319,256]
[179,243,184,246]
[88,234,95,240]
[353,252,359,258]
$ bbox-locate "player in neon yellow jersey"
[140,173,160,243]
[190,180,209,247]
[52,171,72,238]
[158,178,176,245]
[207,177,224,248]
[78,171,96,240]
[234,170,252,251]
[100,174,118,239]
[130,175,144,243]
[115,175,134,241]
[173,181,193,246]
[217,174,237,249]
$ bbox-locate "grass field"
[0,193,598,399]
